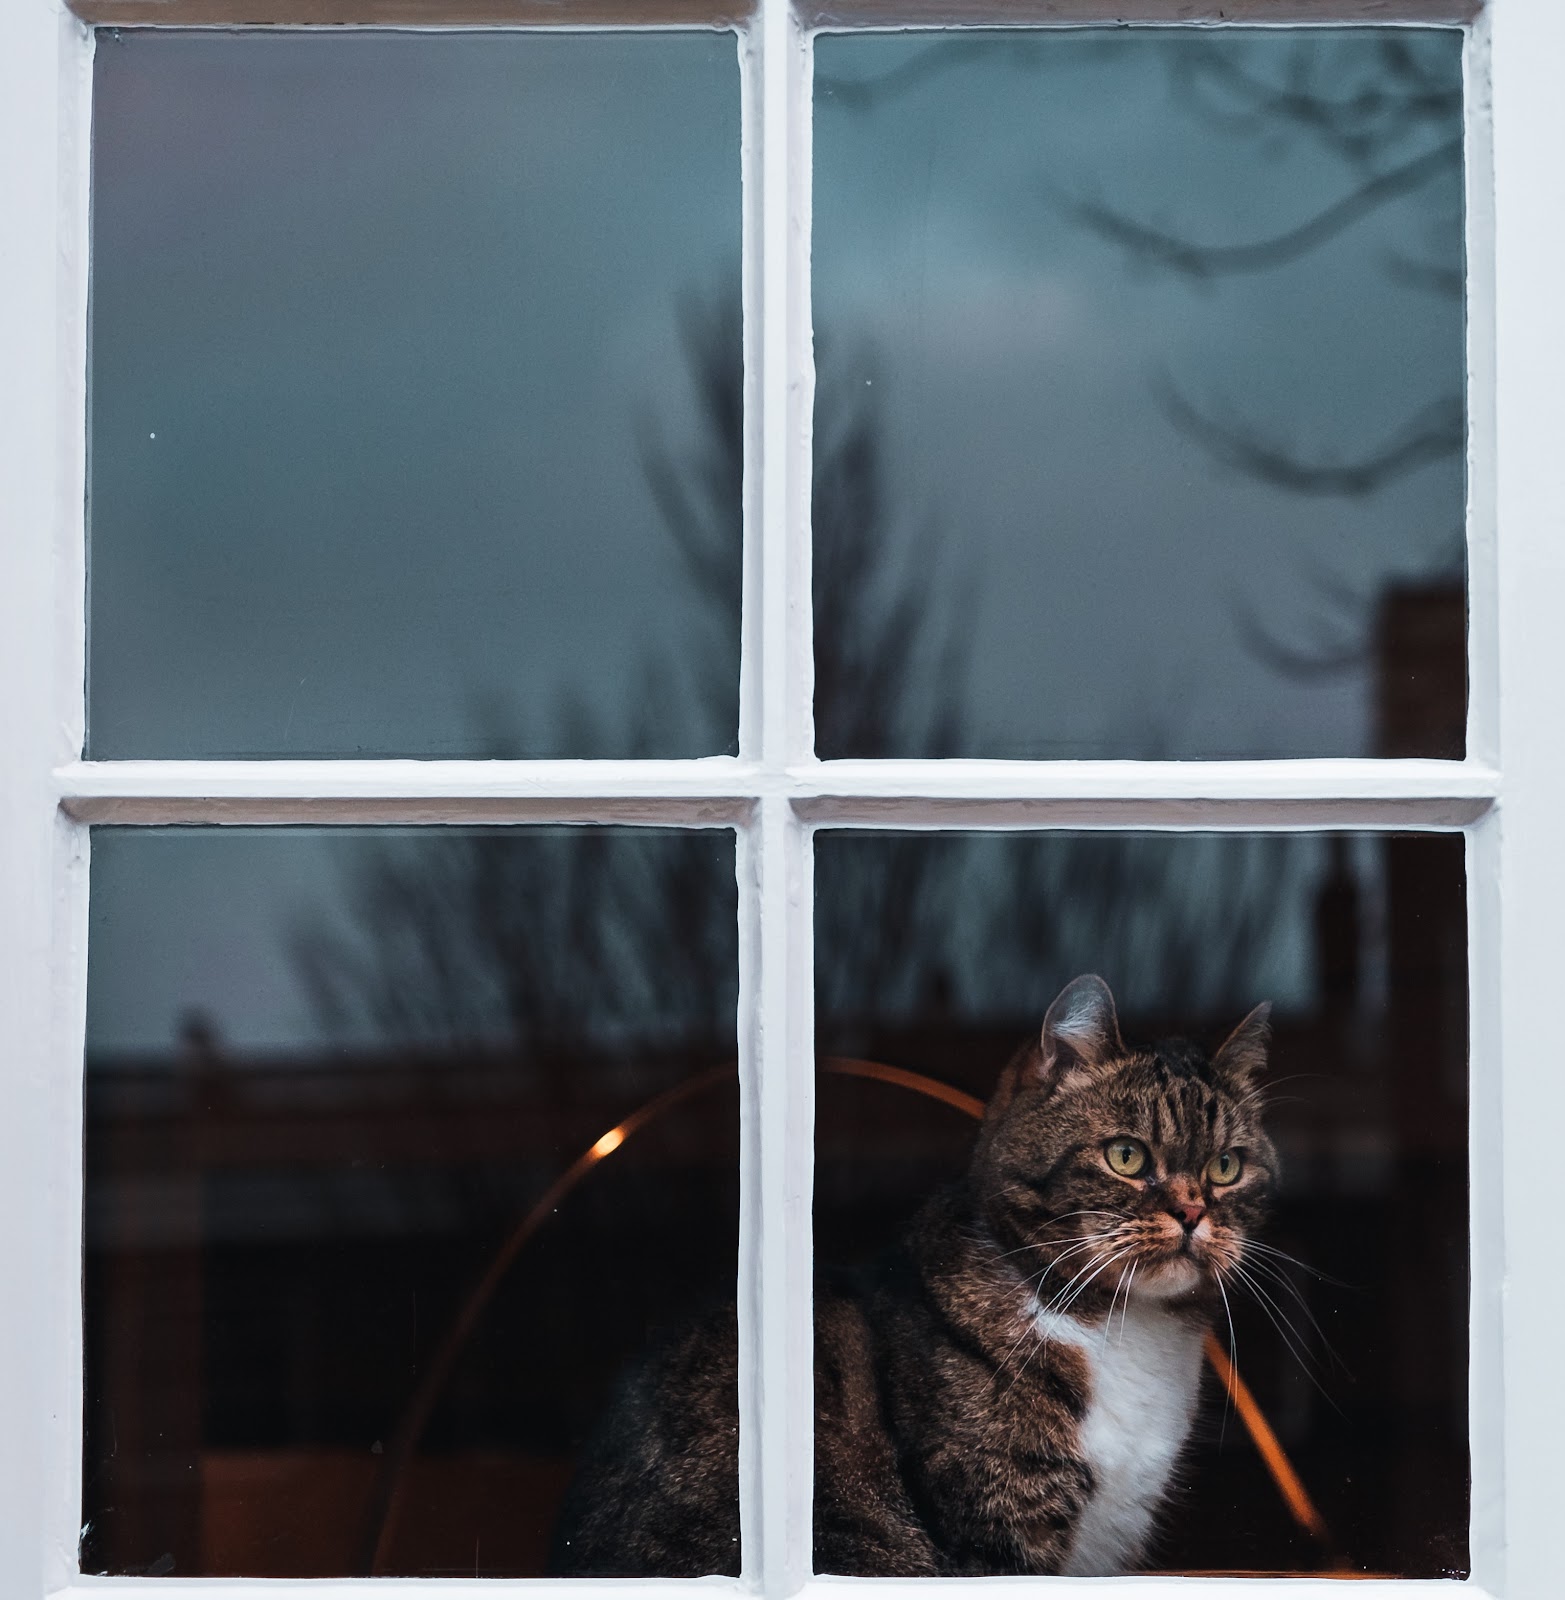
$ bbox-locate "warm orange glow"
[823,1057,986,1119]
[367,1055,1343,1574]
[1202,1330,1334,1548]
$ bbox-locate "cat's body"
[551,976,1276,1578]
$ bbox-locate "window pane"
[89,33,741,759]
[814,830,1467,1578]
[813,31,1465,760]
[83,827,739,1577]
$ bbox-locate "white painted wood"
[11,1,1528,1595]
[735,25,765,1590]
[792,759,1496,828]
[48,10,95,1591]
[798,0,1477,28]
[74,0,1477,26]
[795,758,1499,803]
[56,758,761,824]
[800,799,1487,829]
[57,756,1496,819]
[44,821,91,1596]
[56,758,1495,832]
[0,4,91,1598]
[1465,12,1499,771]
[71,0,753,24]
[751,795,815,1596]
[1492,2,1565,1596]
[754,0,817,1585]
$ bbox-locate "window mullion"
[743,797,815,1596]
[744,0,816,1593]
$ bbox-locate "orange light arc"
[362,1055,1342,1574]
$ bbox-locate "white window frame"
[1,0,1557,1596]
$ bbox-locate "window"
[2,0,1560,1596]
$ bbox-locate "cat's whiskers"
[1213,1271,1240,1442]
[1027,1233,1129,1308]
[1240,1238,1347,1288]
[996,1231,1122,1310]
[1101,1262,1133,1350]
[1020,1246,1118,1336]
[1224,1261,1342,1411]
[1003,1243,1140,1396]
[1226,1262,1316,1374]
[986,1213,1127,1266]
[1020,1230,1125,1288]
[1229,1257,1326,1358]
[1107,1267,1132,1344]
[1041,1241,1140,1326]
[1230,1071,1319,1115]
[989,1233,1125,1377]
[1236,1251,1347,1372]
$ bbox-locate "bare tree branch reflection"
[1072,33,1466,689]
[1074,35,1464,519]
[293,296,1300,1052]
[1063,139,1459,283]
[293,829,737,1055]
[638,293,743,718]
[1229,602,1369,684]
[292,296,980,1044]
[1166,35,1461,171]
[993,834,1300,1023]
[813,347,967,762]
[1158,386,1465,500]
[1383,253,1463,302]
[820,31,1463,705]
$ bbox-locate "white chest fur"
[1030,1297,1205,1576]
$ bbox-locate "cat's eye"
[1207,1150,1244,1187]
[1104,1138,1149,1178]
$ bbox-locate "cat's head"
[972,974,1276,1308]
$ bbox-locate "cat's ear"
[983,975,1124,1128]
[1213,1001,1272,1090]
[1039,974,1125,1088]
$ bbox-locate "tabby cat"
[550,974,1276,1577]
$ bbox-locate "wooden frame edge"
[798,0,1479,30]
[69,0,754,27]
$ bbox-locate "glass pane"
[814,831,1467,1578]
[813,31,1465,759]
[83,828,739,1577]
[89,33,741,759]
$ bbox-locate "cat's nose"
[1171,1201,1205,1231]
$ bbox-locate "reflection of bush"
[293,304,1301,1050]
[293,830,738,1053]
[816,831,1306,1031]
